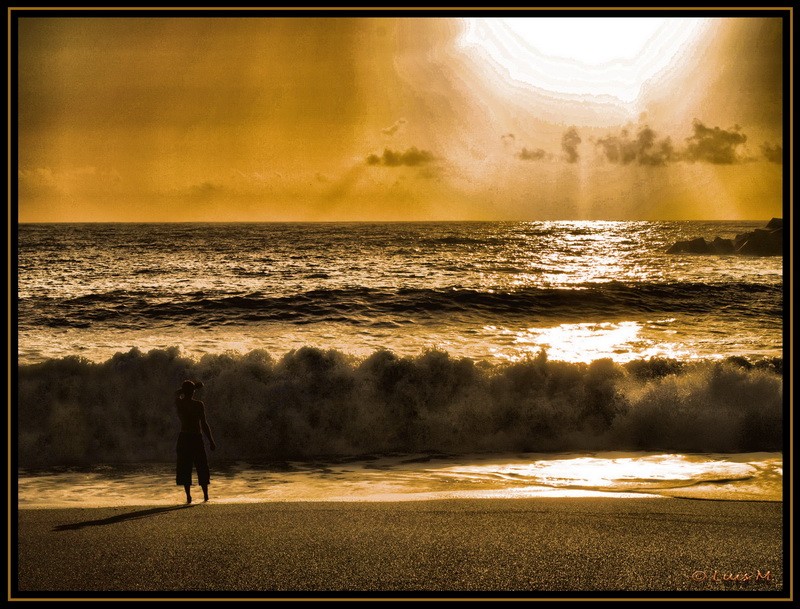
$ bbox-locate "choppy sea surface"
[18,221,782,363]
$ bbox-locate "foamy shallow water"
[18,452,782,509]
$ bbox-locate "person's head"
[181,380,196,397]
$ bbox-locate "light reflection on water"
[19,313,783,367]
[18,452,782,509]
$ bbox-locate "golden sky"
[17,15,784,222]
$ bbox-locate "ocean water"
[18,221,783,364]
[15,221,784,506]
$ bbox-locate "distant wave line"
[18,282,783,329]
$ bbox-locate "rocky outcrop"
[666,237,709,254]
[666,218,783,256]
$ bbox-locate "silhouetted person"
[175,380,216,503]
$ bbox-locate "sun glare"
[460,17,710,105]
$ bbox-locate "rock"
[736,228,782,256]
[666,237,709,254]
[710,237,735,254]
[667,218,783,256]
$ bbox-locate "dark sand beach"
[17,498,783,594]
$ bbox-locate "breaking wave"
[17,347,783,466]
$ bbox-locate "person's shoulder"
[193,399,205,408]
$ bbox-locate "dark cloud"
[684,120,747,164]
[593,121,757,166]
[517,147,548,161]
[561,127,581,163]
[366,147,435,167]
[595,130,637,165]
[637,127,676,166]
[501,120,759,168]
[381,118,407,136]
[761,142,782,164]
[595,126,674,166]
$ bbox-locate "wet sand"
[16,498,783,594]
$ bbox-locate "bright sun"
[460,17,710,105]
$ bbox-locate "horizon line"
[16,218,780,225]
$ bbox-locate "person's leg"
[176,434,194,503]
[194,436,211,502]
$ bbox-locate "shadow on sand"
[53,505,194,531]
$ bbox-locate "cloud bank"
[594,126,675,166]
[366,147,435,167]
[517,147,549,161]
[683,120,748,164]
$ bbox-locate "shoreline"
[16,497,784,593]
[15,493,783,511]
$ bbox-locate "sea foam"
[17,347,782,466]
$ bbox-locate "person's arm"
[199,401,216,450]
